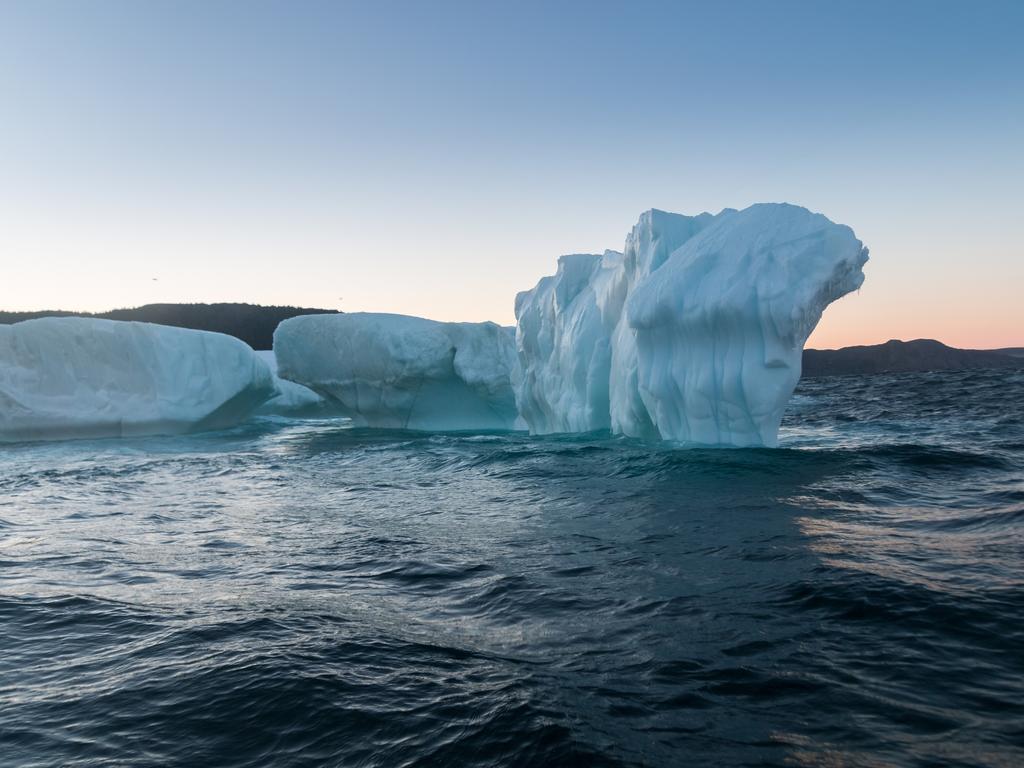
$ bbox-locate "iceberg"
[274,313,520,430]
[0,317,275,442]
[514,203,868,447]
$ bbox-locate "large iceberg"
[514,203,868,447]
[0,317,275,442]
[274,313,520,430]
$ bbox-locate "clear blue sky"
[2,0,1021,347]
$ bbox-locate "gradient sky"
[1,0,1021,349]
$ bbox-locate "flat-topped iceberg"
[515,203,869,447]
[0,317,275,442]
[274,313,520,431]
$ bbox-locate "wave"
[1,369,1022,767]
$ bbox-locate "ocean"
[2,369,1022,767]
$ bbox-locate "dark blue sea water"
[2,369,1022,767]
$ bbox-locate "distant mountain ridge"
[0,303,339,350]
[802,338,1023,377]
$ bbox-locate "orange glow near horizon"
[805,260,1023,351]
[2,197,1021,353]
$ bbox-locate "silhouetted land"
[0,303,338,350]
[802,339,1024,377]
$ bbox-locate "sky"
[1,0,1021,349]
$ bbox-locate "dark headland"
[802,338,1024,377]
[1,304,1020,377]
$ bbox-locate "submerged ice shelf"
[0,317,275,442]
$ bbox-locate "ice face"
[274,313,520,431]
[0,317,275,442]
[252,349,336,418]
[513,251,623,434]
[514,203,868,447]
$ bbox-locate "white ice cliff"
[274,313,520,430]
[514,203,868,447]
[0,317,275,442]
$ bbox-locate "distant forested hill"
[0,303,339,350]
[802,338,1024,377]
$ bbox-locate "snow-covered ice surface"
[0,317,275,442]
[515,204,869,447]
[253,350,337,418]
[274,313,520,430]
